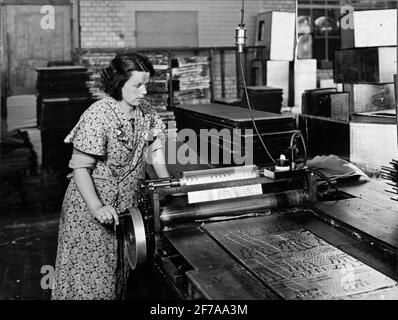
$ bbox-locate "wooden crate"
[334,47,396,84]
[340,9,397,49]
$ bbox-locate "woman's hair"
[100,53,155,101]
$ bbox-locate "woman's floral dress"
[51,96,165,300]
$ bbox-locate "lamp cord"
[306,167,340,194]
[240,0,244,25]
[239,53,276,165]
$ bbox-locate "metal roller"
[160,189,311,225]
[122,206,147,270]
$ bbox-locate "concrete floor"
[0,212,59,300]
[1,95,58,300]
[0,96,154,300]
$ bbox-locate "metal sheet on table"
[185,264,278,300]
[165,226,238,270]
[166,226,278,299]
[203,215,398,300]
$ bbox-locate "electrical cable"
[306,167,340,194]
[237,0,276,165]
[290,131,308,166]
[239,53,276,165]
[240,0,244,24]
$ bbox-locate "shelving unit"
[73,46,268,107]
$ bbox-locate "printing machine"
[119,160,398,300]
[117,103,398,300]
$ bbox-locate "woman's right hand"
[93,205,119,226]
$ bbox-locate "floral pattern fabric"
[51,96,165,300]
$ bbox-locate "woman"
[51,53,170,300]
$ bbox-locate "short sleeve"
[64,106,109,156]
[68,148,97,169]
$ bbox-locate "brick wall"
[79,1,295,49]
[78,1,296,100]
[262,0,296,12]
[80,1,126,48]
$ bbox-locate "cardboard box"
[334,47,396,83]
[255,11,296,61]
[265,60,290,107]
[340,9,397,49]
[350,122,398,176]
[292,59,317,111]
[344,83,396,114]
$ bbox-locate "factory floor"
[0,211,59,300]
[0,95,56,300]
[0,96,163,300]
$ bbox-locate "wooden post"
[208,48,214,102]
[394,74,398,147]
[0,3,8,129]
[168,50,173,108]
[220,49,225,98]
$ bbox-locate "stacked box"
[255,11,296,61]
[292,59,317,112]
[343,83,395,114]
[241,86,283,114]
[36,66,95,174]
[335,10,397,116]
[334,47,396,84]
[265,60,290,108]
[336,9,398,175]
[340,9,396,49]
[329,93,350,121]
[301,88,350,121]
[301,88,337,117]
[255,11,317,110]
[255,12,295,108]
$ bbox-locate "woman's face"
[121,71,150,106]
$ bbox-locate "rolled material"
[161,190,309,225]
